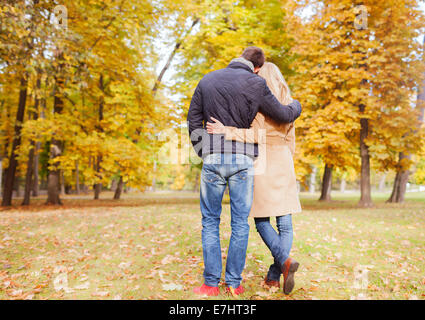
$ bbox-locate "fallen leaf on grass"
[91,290,109,297]
[102,254,112,260]
[392,284,400,292]
[162,283,183,291]
[53,266,67,274]
[310,252,322,261]
[161,255,179,265]
[24,293,34,300]
[74,282,90,290]
[53,273,74,293]
[2,235,13,242]
[79,274,89,282]
[118,262,131,270]
[9,289,23,297]
[157,270,167,283]
[401,240,411,246]
[254,291,269,298]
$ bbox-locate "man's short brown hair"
[241,46,265,68]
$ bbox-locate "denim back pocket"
[202,172,221,184]
[236,169,248,180]
[201,165,222,184]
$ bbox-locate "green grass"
[0,191,424,300]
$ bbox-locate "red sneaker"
[193,284,220,296]
[226,285,245,297]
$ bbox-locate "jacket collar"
[227,57,254,73]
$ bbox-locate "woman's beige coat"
[223,67,301,218]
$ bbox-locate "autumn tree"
[291,0,425,205]
[387,35,425,203]
[1,0,173,205]
[290,0,362,201]
[0,0,44,206]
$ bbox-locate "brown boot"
[281,257,299,295]
[264,275,280,288]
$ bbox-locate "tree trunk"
[387,36,425,203]
[0,157,3,197]
[319,164,332,201]
[47,91,64,202]
[2,104,9,197]
[2,76,28,207]
[47,49,65,205]
[32,82,45,198]
[94,180,101,199]
[23,79,41,205]
[60,170,65,195]
[75,160,80,195]
[22,142,35,206]
[388,171,400,203]
[47,132,63,205]
[32,142,40,197]
[359,104,373,207]
[152,18,199,96]
[94,74,104,200]
[0,156,3,196]
[113,176,124,200]
[47,153,61,205]
[387,153,411,203]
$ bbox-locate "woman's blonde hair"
[258,62,292,105]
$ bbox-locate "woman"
[206,62,301,295]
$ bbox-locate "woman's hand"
[206,117,225,134]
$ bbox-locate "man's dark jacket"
[187,60,302,158]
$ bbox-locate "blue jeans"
[254,214,293,282]
[200,153,254,288]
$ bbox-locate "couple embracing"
[187,47,302,297]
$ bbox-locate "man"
[187,46,302,296]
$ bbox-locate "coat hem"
[249,207,302,218]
